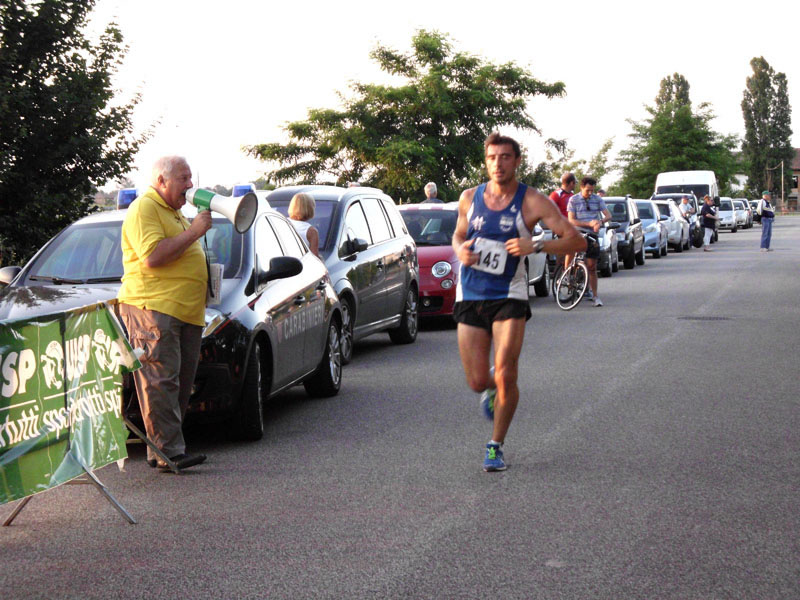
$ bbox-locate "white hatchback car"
[718,197,737,232]
[654,199,690,252]
[733,199,749,228]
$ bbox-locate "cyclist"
[565,177,612,307]
[453,132,584,471]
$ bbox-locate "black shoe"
[147,459,157,468]
[157,453,207,471]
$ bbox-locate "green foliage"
[0,0,145,264]
[741,57,793,200]
[246,30,565,203]
[610,74,737,197]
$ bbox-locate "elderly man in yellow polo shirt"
[118,156,212,471]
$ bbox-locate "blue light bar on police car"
[117,188,139,209]
[232,183,256,197]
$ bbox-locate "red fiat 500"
[397,203,459,318]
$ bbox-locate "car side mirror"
[344,237,369,255]
[257,256,302,286]
[713,196,721,207]
[608,222,621,230]
[0,266,21,286]
[660,214,669,221]
[633,218,641,224]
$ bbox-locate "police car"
[0,197,343,441]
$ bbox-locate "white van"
[654,170,719,202]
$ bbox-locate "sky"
[89,0,800,192]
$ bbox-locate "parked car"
[650,192,715,246]
[653,199,690,252]
[396,203,459,316]
[750,200,761,224]
[0,202,344,441]
[718,197,737,232]
[604,196,645,269]
[596,222,620,278]
[635,199,669,258]
[733,199,751,228]
[267,185,418,365]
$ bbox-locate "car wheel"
[635,244,645,266]
[339,296,354,365]
[304,320,342,398]
[600,255,612,277]
[612,249,619,272]
[623,247,635,269]
[651,248,661,259]
[731,224,737,233]
[660,240,667,256]
[389,286,418,344]
[675,234,683,253]
[234,342,266,441]
[533,267,550,297]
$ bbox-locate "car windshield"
[399,210,457,246]
[734,201,744,210]
[636,203,655,219]
[269,199,336,248]
[657,184,709,198]
[655,203,671,218]
[26,219,243,283]
[720,201,732,211]
[607,201,629,222]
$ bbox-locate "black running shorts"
[453,299,531,332]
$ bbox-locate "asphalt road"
[2,219,799,599]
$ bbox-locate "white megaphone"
[184,187,258,233]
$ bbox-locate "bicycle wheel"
[550,264,564,301]
[555,261,588,310]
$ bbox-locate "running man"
[453,132,585,471]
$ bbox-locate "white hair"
[151,156,189,185]
[424,182,437,196]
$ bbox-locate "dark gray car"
[268,186,419,364]
[605,196,645,269]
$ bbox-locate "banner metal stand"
[3,462,136,526]
[122,416,180,474]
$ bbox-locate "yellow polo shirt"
[118,188,207,326]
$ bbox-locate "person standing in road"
[566,177,612,306]
[549,172,575,218]
[452,132,584,472]
[758,191,775,251]
[289,192,320,256]
[118,156,211,471]
[679,195,696,243]
[700,194,719,252]
[422,182,444,203]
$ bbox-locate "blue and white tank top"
[456,183,532,302]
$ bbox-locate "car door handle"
[376,260,384,269]
[316,279,327,291]
[294,295,306,305]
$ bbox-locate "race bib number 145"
[471,238,508,275]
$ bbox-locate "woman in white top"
[288,192,319,257]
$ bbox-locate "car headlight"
[203,308,228,338]
[432,261,452,278]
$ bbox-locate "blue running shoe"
[479,366,496,421]
[483,443,506,472]
[479,387,496,421]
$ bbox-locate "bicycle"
[554,231,597,310]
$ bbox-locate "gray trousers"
[119,304,202,461]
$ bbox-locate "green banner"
[0,302,141,505]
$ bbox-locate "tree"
[741,57,794,201]
[246,30,565,202]
[0,0,146,263]
[610,74,737,197]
